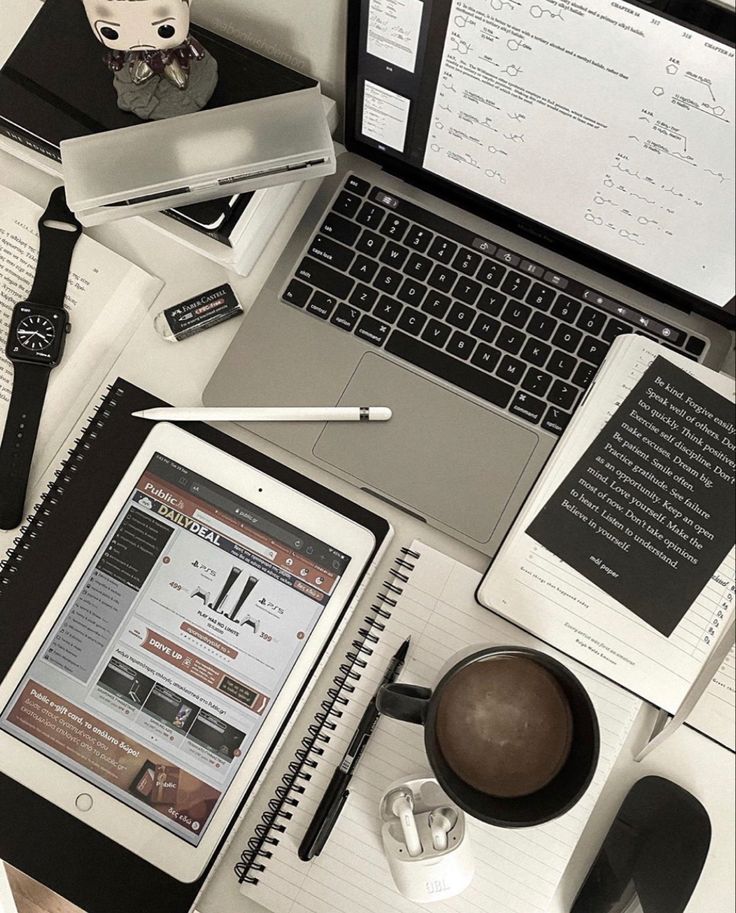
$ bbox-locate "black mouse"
[572,776,711,913]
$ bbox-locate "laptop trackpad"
[313,353,539,544]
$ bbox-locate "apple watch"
[0,186,82,530]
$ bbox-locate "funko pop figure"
[82,0,218,119]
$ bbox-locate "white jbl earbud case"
[379,777,474,904]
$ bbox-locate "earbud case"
[379,777,474,904]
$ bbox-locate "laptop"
[205,0,735,556]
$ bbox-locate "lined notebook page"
[687,645,736,751]
[240,541,641,913]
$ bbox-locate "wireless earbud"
[429,807,458,851]
[388,789,423,857]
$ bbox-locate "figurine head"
[81,0,192,52]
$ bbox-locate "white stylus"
[131,406,392,423]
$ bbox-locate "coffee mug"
[376,646,599,827]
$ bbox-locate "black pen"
[298,637,411,861]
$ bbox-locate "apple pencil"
[131,406,392,423]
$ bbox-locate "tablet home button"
[75,793,93,812]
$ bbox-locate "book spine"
[0,118,61,163]
[234,546,421,886]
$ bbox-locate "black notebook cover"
[0,379,389,913]
[0,0,317,242]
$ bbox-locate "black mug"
[376,646,600,828]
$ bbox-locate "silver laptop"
[205,0,735,556]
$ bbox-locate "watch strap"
[28,186,82,309]
[0,363,51,530]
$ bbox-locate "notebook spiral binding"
[0,384,121,586]
[234,546,420,886]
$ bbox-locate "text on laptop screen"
[355,0,735,307]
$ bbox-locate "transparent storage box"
[61,86,336,226]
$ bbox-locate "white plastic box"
[61,86,336,227]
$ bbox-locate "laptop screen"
[348,0,735,316]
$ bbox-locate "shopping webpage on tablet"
[0,453,351,845]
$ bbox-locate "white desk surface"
[0,4,734,911]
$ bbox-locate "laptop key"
[454,277,482,306]
[357,201,386,229]
[356,229,385,256]
[350,254,379,282]
[446,330,476,360]
[422,292,451,319]
[501,271,531,298]
[309,234,354,271]
[355,315,391,346]
[321,213,360,247]
[542,406,572,436]
[307,291,337,319]
[385,331,514,408]
[397,277,427,307]
[331,303,362,332]
[578,335,610,365]
[547,350,576,379]
[497,355,526,384]
[345,175,370,196]
[404,252,433,280]
[453,248,483,276]
[552,295,582,323]
[296,257,354,299]
[405,225,434,252]
[685,336,706,357]
[374,266,403,295]
[548,380,578,410]
[427,264,459,294]
[528,311,557,341]
[471,314,501,344]
[602,317,633,343]
[497,326,526,355]
[422,319,452,348]
[350,283,379,311]
[334,190,362,218]
[577,306,606,335]
[502,301,532,329]
[477,260,506,287]
[397,306,427,335]
[510,392,545,424]
[572,361,597,389]
[478,289,507,316]
[381,215,410,241]
[380,241,410,268]
[526,283,556,310]
[447,303,475,330]
[428,236,458,264]
[374,295,403,323]
[470,343,502,373]
[520,338,551,366]
[551,324,583,353]
[282,279,312,308]
[521,368,553,397]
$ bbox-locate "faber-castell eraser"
[154,283,243,342]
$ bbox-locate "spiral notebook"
[230,541,643,913]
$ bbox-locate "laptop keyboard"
[281,174,707,436]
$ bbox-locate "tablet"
[0,424,385,882]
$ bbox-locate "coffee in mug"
[435,654,573,798]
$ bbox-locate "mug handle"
[377,683,432,725]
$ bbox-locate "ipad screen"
[0,453,351,845]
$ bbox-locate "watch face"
[6,303,67,365]
[16,314,57,351]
